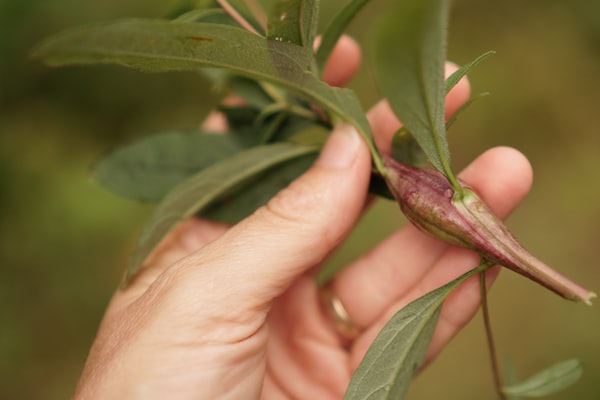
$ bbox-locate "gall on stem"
[383,155,596,305]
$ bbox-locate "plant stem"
[216,0,260,35]
[260,110,289,143]
[258,102,318,124]
[367,136,386,176]
[245,0,267,32]
[259,81,287,104]
[442,157,462,195]
[479,269,507,400]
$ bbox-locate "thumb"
[165,123,371,312]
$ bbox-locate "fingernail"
[316,124,361,169]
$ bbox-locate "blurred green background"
[1,0,599,399]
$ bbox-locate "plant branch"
[216,0,260,35]
[245,0,267,32]
[480,267,507,400]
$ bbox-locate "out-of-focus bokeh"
[1,0,598,399]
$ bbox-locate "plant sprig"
[32,1,592,398]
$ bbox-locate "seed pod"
[384,155,595,305]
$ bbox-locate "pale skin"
[74,37,533,399]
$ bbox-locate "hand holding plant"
[33,0,595,398]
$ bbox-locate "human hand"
[74,37,533,399]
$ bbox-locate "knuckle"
[260,178,326,227]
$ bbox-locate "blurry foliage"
[0,0,598,399]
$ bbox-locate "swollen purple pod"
[383,155,596,305]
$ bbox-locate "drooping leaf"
[316,0,371,72]
[93,130,245,203]
[267,0,320,49]
[128,142,318,277]
[32,20,381,171]
[373,0,453,180]
[502,359,584,398]
[345,267,482,400]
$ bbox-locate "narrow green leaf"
[128,142,318,277]
[316,0,371,72]
[93,130,245,203]
[345,267,483,400]
[445,50,495,95]
[445,91,489,130]
[502,359,584,398]
[32,20,383,172]
[373,0,454,181]
[204,152,316,223]
[32,21,301,74]
[267,0,320,49]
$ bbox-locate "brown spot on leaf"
[186,36,213,42]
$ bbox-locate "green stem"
[258,83,318,120]
[479,268,507,400]
[258,81,387,175]
[260,110,289,143]
[259,81,286,103]
[442,157,462,194]
[366,133,386,176]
